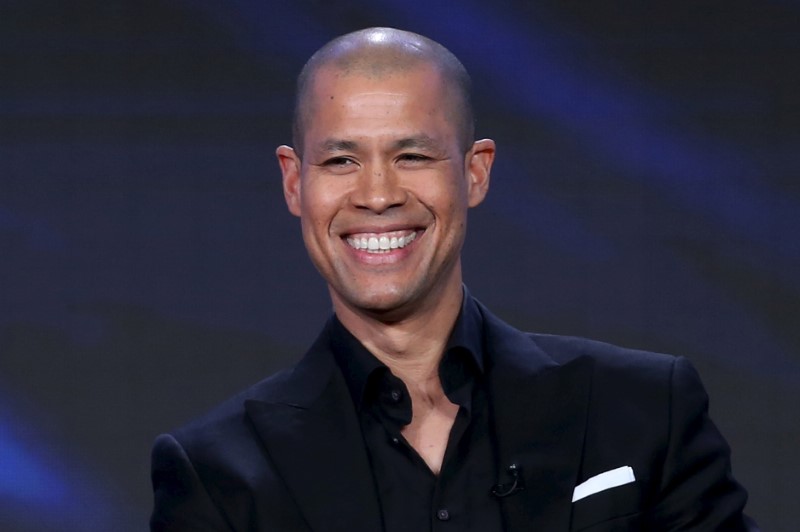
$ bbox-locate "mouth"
[344,229,419,254]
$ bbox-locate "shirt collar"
[330,287,486,410]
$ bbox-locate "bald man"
[150,28,757,531]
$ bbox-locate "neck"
[332,281,464,386]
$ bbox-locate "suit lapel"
[481,306,593,531]
[244,326,382,532]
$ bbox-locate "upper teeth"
[346,231,417,252]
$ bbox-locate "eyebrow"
[313,135,445,155]
[318,139,359,153]
[393,135,442,152]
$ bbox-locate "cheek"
[299,181,351,244]
[299,182,336,222]
[434,185,468,219]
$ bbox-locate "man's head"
[292,27,475,157]
[277,28,494,323]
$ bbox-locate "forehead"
[310,62,445,102]
[303,65,457,141]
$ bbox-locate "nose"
[350,164,407,214]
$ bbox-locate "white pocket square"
[572,465,636,502]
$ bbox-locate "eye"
[397,153,432,165]
[324,156,355,167]
[321,156,358,174]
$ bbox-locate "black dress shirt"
[330,296,505,532]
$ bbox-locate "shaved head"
[292,27,474,156]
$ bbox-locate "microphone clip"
[491,463,525,498]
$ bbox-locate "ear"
[276,145,302,217]
[465,139,495,208]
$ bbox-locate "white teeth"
[346,231,417,253]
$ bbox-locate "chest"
[400,398,459,474]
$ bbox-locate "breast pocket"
[571,481,643,531]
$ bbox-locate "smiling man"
[150,28,757,531]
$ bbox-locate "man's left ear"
[466,139,495,207]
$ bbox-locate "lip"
[339,222,426,237]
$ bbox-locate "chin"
[337,285,419,317]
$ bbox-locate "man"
[151,27,757,531]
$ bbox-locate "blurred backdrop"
[1,1,798,530]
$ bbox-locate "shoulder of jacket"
[527,332,679,381]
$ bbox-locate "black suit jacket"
[151,299,756,531]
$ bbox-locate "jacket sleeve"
[648,356,759,531]
[150,433,233,532]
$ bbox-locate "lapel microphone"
[491,463,525,498]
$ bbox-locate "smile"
[345,230,418,254]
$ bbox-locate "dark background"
[1,1,798,530]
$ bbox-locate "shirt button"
[390,389,402,402]
[436,508,450,521]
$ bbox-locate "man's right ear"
[276,145,302,217]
